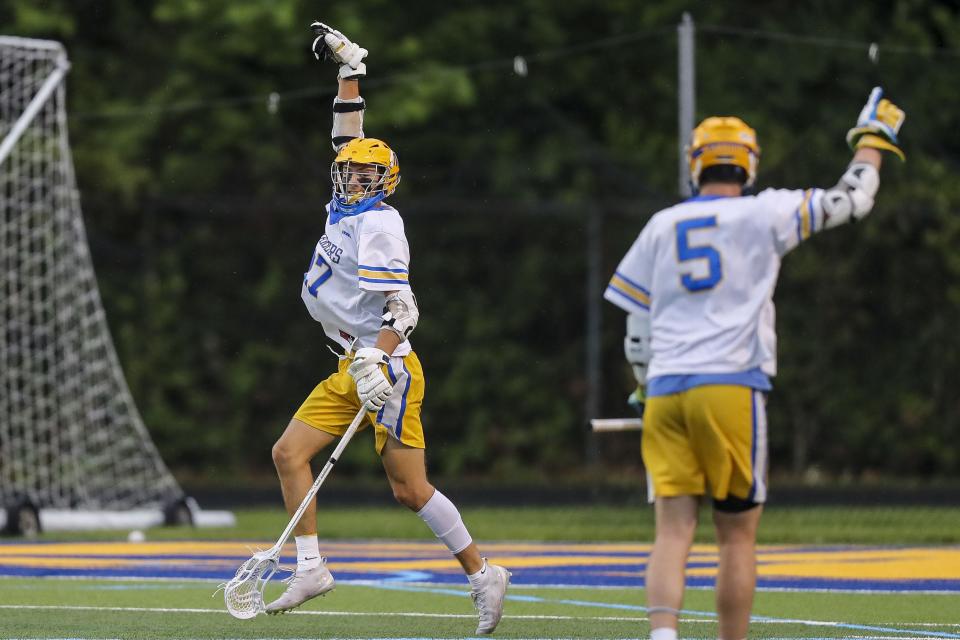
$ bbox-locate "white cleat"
[471,560,511,634]
[265,560,336,614]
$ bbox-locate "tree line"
[4,0,959,482]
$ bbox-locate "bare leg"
[713,505,763,640]
[271,418,336,536]
[645,495,699,632]
[380,436,483,574]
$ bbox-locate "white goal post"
[0,36,233,535]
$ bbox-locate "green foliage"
[5,0,960,481]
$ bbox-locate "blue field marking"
[383,570,435,582]
[2,540,960,594]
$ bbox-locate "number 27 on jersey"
[304,252,332,296]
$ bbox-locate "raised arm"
[820,87,905,229]
[310,22,368,150]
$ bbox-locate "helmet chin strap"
[328,192,386,224]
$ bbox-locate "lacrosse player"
[265,23,510,634]
[605,89,905,640]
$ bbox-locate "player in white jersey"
[605,88,906,640]
[266,24,510,635]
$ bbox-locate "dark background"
[5,0,960,494]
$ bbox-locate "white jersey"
[604,188,824,379]
[301,202,413,357]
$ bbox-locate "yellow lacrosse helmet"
[330,137,401,214]
[688,116,760,189]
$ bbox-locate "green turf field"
[29,504,960,544]
[0,577,958,639]
[3,505,960,639]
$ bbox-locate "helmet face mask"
[330,138,401,214]
[332,161,389,206]
[688,116,760,191]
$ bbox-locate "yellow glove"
[846,87,906,161]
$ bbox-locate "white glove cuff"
[338,62,366,80]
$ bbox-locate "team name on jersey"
[318,234,343,264]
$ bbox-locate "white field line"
[0,637,954,640]
[0,603,650,622]
[2,604,960,633]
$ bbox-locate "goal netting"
[0,37,185,520]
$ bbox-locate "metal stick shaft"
[271,407,367,551]
[590,418,643,432]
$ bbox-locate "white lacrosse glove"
[310,21,368,80]
[846,86,906,161]
[347,347,394,411]
[625,313,651,386]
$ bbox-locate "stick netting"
[222,552,279,619]
[0,37,183,511]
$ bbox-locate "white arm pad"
[381,290,419,342]
[821,162,880,228]
[625,312,651,385]
[331,96,365,151]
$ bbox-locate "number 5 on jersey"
[676,216,722,292]
[304,252,333,296]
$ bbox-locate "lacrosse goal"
[0,36,233,535]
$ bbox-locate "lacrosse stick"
[590,418,643,433]
[309,21,335,62]
[222,406,367,619]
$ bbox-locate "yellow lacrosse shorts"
[294,350,426,454]
[642,384,767,503]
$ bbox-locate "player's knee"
[656,517,697,544]
[654,496,699,541]
[391,481,432,511]
[271,440,299,472]
[390,484,416,509]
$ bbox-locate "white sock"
[415,490,473,554]
[467,558,488,589]
[650,627,678,640]
[295,534,321,571]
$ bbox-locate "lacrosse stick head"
[309,21,335,62]
[223,550,280,619]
